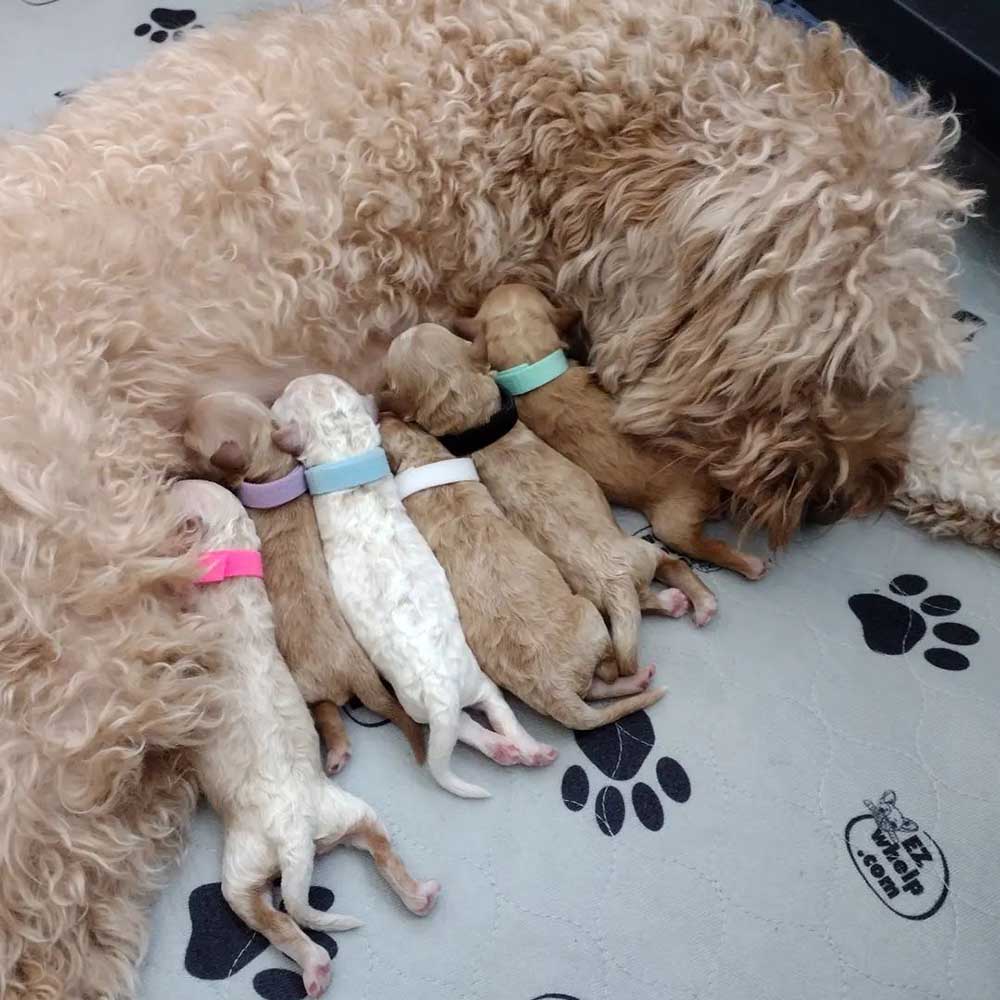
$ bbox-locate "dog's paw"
[657,587,690,617]
[487,738,522,765]
[324,747,351,775]
[521,743,558,767]
[742,555,767,580]
[301,956,332,998]
[692,594,718,627]
[560,710,690,836]
[407,879,441,916]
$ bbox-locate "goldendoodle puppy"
[0,1,977,997]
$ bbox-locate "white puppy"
[172,479,439,998]
[271,374,557,799]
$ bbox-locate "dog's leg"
[475,685,557,767]
[457,712,522,765]
[649,502,766,580]
[345,816,440,916]
[653,551,718,626]
[312,701,351,775]
[586,664,657,700]
[222,834,333,998]
[349,666,427,764]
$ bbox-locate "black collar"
[437,384,518,456]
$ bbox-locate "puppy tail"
[279,837,363,932]
[603,577,642,676]
[351,669,427,765]
[427,706,490,799]
[551,685,667,731]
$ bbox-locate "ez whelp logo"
[845,790,949,920]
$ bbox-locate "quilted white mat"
[3,4,998,1000]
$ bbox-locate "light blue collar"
[492,349,569,396]
[305,447,391,496]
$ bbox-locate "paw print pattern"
[560,710,691,836]
[184,882,338,999]
[849,574,980,671]
[135,8,202,43]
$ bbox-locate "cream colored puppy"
[173,479,439,998]
[271,374,557,800]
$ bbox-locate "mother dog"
[0,1,976,997]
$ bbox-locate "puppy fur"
[272,374,556,799]
[184,391,426,772]
[172,479,438,998]
[381,414,668,727]
[381,325,719,681]
[0,3,976,993]
[456,285,767,580]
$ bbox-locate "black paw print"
[184,882,338,999]
[849,574,980,671]
[135,8,202,44]
[560,710,691,836]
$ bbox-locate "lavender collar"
[237,467,308,509]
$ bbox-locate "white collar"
[395,457,480,500]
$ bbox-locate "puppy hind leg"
[653,551,718,626]
[346,816,440,916]
[278,832,363,933]
[457,711,521,766]
[603,578,643,676]
[476,684,557,767]
[650,501,766,580]
[427,703,491,798]
[221,834,332,997]
[312,701,351,775]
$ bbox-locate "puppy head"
[454,284,579,370]
[170,478,260,550]
[380,323,500,436]
[184,391,289,485]
[271,373,379,466]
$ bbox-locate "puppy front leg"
[649,502,766,580]
[312,701,351,775]
[475,686,558,767]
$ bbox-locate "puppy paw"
[658,588,690,617]
[742,556,767,581]
[303,958,332,997]
[693,596,718,627]
[488,739,522,765]
[521,743,558,767]
[408,879,441,916]
[324,747,351,775]
[635,664,656,691]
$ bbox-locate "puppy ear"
[209,440,247,473]
[453,316,483,341]
[548,303,581,333]
[466,333,489,371]
[272,419,305,456]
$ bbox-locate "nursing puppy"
[381,414,666,728]
[455,286,766,579]
[184,391,425,773]
[271,374,556,800]
[381,325,718,681]
[173,479,439,998]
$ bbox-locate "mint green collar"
[492,349,568,396]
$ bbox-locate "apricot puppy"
[381,414,666,727]
[455,285,767,580]
[381,324,718,680]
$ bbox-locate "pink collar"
[196,549,264,585]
